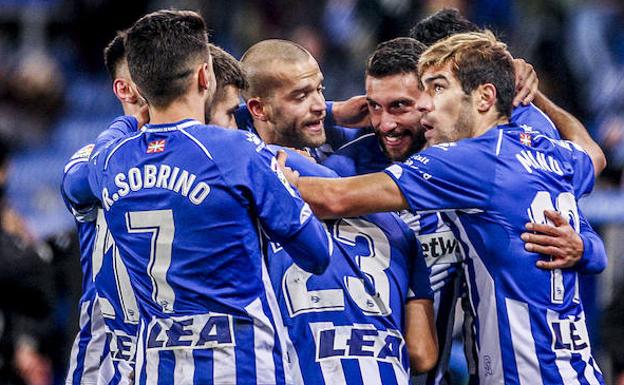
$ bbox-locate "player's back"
[91,119,322,385]
[385,123,604,385]
[267,211,430,384]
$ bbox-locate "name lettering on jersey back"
[515,150,563,176]
[107,330,137,362]
[549,315,590,352]
[146,313,235,351]
[316,325,404,365]
[102,164,211,210]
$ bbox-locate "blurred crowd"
[0,0,623,384]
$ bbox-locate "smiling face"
[263,56,326,148]
[366,72,426,161]
[418,63,476,145]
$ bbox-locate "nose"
[310,90,326,113]
[379,111,397,133]
[416,91,433,114]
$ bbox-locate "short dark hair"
[419,31,515,118]
[209,44,248,93]
[409,8,481,47]
[366,37,427,78]
[103,31,127,80]
[125,9,210,108]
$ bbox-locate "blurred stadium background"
[0,0,623,384]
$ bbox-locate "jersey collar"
[143,119,201,133]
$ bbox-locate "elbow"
[595,152,607,175]
[409,343,439,374]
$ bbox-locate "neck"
[253,119,279,145]
[472,111,509,138]
[149,95,206,125]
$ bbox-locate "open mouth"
[304,119,324,134]
[382,131,410,148]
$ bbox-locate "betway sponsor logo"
[416,231,464,265]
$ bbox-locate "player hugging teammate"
[61,7,607,385]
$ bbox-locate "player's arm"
[405,299,437,373]
[245,146,331,274]
[404,238,438,373]
[533,91,606,176]
[62,115,142,210]
[282,160,408,219]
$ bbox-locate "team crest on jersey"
[520,133,532,147]
[147,140,166,153]
[71,143,95,160]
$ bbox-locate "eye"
[367,101,381,112]
[318,85,326,93]
[434,84,444,94]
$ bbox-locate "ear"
[475,83,497,113]
[113,79,139,104]
[198,62,211,91]
[246,98,269,121]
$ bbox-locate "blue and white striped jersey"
[266,148,432,385]
[321,132,464,385]
[87,120,330,385]
[62,117,144,385]
[62,144,111,385]
[384,123,604,385]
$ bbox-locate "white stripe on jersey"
[505,298,543,385]
[213,346,237,384]
[173,349,193,384]
[447,213,504,385]
[96,353,114,385]
[134,322,145,384]
[83,300,108,382]
[245,297,277,384]
[66,301,91,384]
[359,356,382,385]
[546,310,602,385]
[145,342,159,384]
[309,322,348,385]
[392,361,409,385]
[258,222,301,384]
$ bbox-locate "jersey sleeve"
[383,142,494,213]
[574,209,607,274]
[271,147,339,178]
[567,140,595,198]
[511,104,561,139]
[241,137,331,272]
[61,144,99,222]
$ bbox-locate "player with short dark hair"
[409,8,481,47]
[67,9,331,385]
[280,31,606,385]
[63,30,144,385]
[206,44,248,128]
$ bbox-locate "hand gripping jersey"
[322,103,606,385]
[384,123,604,385]
[265,149,433,385]
[88,120,330,385]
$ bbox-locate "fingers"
[521,232,561,247]
[536,258,575,270]
[512,58,538,106]
[524,222,560,236]
[276,150,288,168]
[544,209,567,226]
[524,243,564,257]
